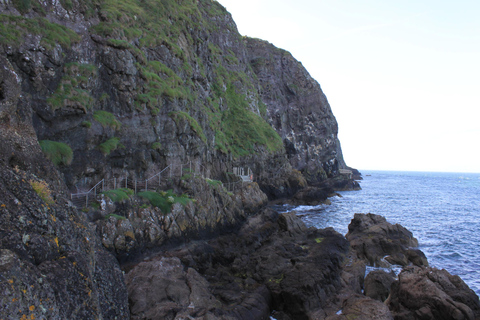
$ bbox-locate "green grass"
[0,15,80,49]
[105,213,127,220]
[169,111,207,143]
[207,83,283,157]
[134,61,193,112]
[98,137,124,155]
[29,179,55,205]
[82,121,92,128]
[137,189,192,214]
[47,63,97,111]
[102,188,134,203]
[39,140,73,166]
[93,110,122,130]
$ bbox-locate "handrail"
[71,179,104,197]
[146,165,171,182]
[69,162,255,207]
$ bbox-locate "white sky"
[215,0,480,173]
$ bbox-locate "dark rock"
[326,295,394,320]
[125,208,350,319]
[387,266,480,320]
[364,269,396,302]
[346,213,426,267]
[292,186,330,205]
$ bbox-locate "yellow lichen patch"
[12,298,18,302]
[30,314,35,320]
[8,279,13,284]
[124,231,135,240]
[50,214,56,222]
[29,305,35,311]
[22,289,27,294]
[1,203,6,208]
[54,237,59,247]
[21,315,28,320]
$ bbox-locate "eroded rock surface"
[387,266,480,320]
[346,213,427,267]
[126,208,350,319]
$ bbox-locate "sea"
[275,170,480,296]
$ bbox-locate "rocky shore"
[121,210,480,320]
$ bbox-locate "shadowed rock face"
[0,80,129,319]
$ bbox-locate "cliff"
[0,0,353,193]
[0,0,360,318]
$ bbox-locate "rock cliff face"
[0,0,353,193]
[245,38,346,185]
[0,0,362,318]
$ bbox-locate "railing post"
[145,180,148,191]
[86,194,88,207]
[125,177,128,189]
[135,179,137,194]
[102,179,104,192]
[114,178,116,190]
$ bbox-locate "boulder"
[346,213,427,267]
[364,269,396,302]
[387,266,480,320]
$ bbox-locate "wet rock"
[387,266,480,320]
[346,213,426,267]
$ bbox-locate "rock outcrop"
[346,213,428,267]
[125,208,350,319]
[387,266,480,320]
[344,213,480,320]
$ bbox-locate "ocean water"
[276,170,480,296]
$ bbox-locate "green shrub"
[39,140,73,166]
[102,188,133,203]
[93,110,122,130]
[82,121,92,128]
[12,0,31,14]
[151,142,162,150]
[206,178,223,188]
[98,137,123,155]
[137,190,191,214]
